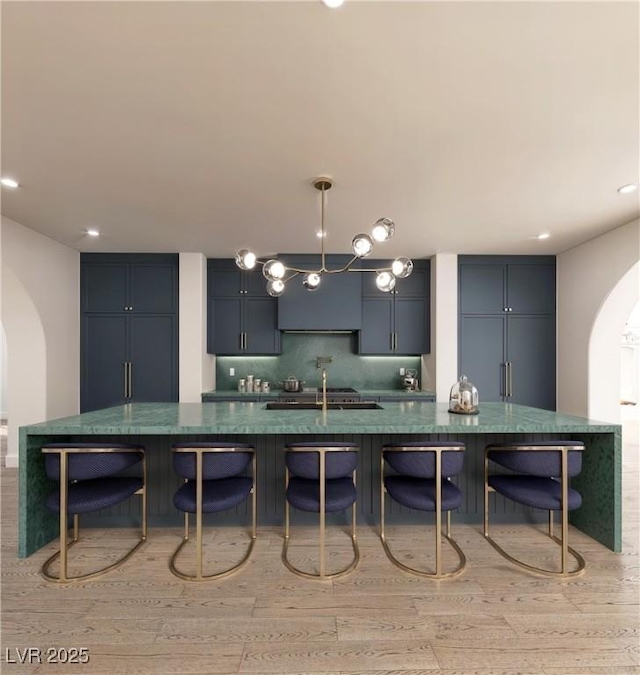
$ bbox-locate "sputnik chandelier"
[235,177,414,296]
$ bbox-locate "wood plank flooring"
[1,415,638,675]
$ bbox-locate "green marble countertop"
[21,402,619,436]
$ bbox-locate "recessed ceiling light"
[0,177,19,188]
[617,183,638,194]
[86,229,100,237]
[316,231,327,238]
[536,233,550,240]
[322,0,344,8]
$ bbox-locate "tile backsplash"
[216,334,421,391]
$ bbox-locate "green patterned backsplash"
[216,333,421,391]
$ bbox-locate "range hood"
[277,255,363,332]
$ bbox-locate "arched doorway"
[588,261,640,423]
[2,267,47,468]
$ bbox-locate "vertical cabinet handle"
[123,362,132,400]
[507,361,513,397]
[244,332,248,351]
[128,362,133,400]
[390,333,394,351]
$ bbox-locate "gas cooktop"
[323,387,358,393]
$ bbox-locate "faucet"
[321,368,328,412]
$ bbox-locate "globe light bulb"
[262,259,286,281]
[391,257,413,279]
[371,218,395,242]
[375,271,396,293]
[303,272,322,291]
[266,279,285,297]
[235,249,257,270]
[351,233,374,258]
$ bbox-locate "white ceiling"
[2,1,639,260]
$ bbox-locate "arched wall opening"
[2,267,47,466]
[1,217,80,467]
[589,261,640,423]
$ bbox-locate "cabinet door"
[396,261,430,297]
[359,298,394,354]
[81,264,128,313]
[360,260,429,298]
[459,316,506,403]
[507,315,556,410]
[81,315,128,411]
[507,264,556,314]
[244,298,281,354]
[129,315,177,402]
[395,297,429,354]
[209,298,243,354]
[130,264,177,313]
[208,261,243,298]
[459,264,506,314]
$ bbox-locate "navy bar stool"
[484,441,586,577]
[381,441,466,579]
[283,442,359,580]
[41,443,146,583]
[170,442,256,581]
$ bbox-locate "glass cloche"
[448,375,479,415]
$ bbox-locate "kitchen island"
[19,401,621,557]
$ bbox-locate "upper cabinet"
[207,259,281,355]
[459,256,556,315]
[277,255,363,331]
[81,254,177,314]
[358,259,430,355]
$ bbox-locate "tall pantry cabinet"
[458,256,556,410]
[80,254,178,412]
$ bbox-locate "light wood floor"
[1,417,639,675]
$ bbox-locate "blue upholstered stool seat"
[173,443,253,480]
[173,477,254,513]
[287,476,357,513]
[488,475,582,511]
[46,477,143,515]
[384,476,463,512]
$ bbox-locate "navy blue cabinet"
[81,254,178,412]
[458,256,556,410]
[207,259,280,355]
[277,255,363,331]
[358,260,430,355]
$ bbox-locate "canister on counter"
[238,378,246,393]
[262,381,270,393]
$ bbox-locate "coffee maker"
[401,369,419,391]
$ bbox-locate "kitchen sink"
[264,402,383,411]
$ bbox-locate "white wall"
[422,253,458,401]
[179,253,215,401]
[1,217,80,466]
[1,324,7,417]
[557,218,640,421]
